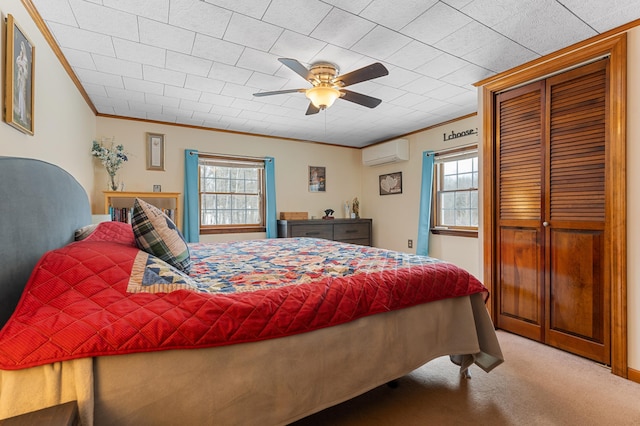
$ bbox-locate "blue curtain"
[416,151,435,256]
[264,157,277,238]
[183,149,200,243]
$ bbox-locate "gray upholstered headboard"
[0,157,91,327]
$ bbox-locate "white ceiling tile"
[440,63,492,86]
[400,75,446,95]
[92,55,143,79]
[168,0,232,38]
[94,105,116,115]
[262,0,332,35]
[220,83,259,100]
[83,83,108,97]
[246,72,289,91]
[238,110,270,122]
[319,0,373,14]
[75,68,124,88]
[435,21,505,57]
[165,84,202,101]
[402,2,472,45]
[199,92,236,107]
[143,65,187,86]
[210,103,243,116]
[441,0,475,9]
[389,92,430,108]
[360,0,437,30]
[376,65,420,87]
[177,117,206,126]
[192,34,244,65]
[184,75,225,95]
[270,31,328,63]
[103,0,170,22]
[203,0,271,19]
[47,23,115,57]
[463,38,537,73]
[105,87,146,102]
[236,49,282,74]
[145,93,180,108]
[138,17,196,54]
[162,107,195,120]
[112,108,147,120]
[179,99,213,113]
[493,0,596,55]
[147,112,178,122]
[112,39,166,68]
[209,62,253,85]
[385,41,442,70]
[414,53,469,79]
[230,99,265,112]
[351,25,412,60]
[62,48,96,70]
[123,77,165,95]
[166,51,213,76]
[559,0,640,32]
[90,95,130,109]
[425,83,471,100]
[31,0,78,26]
[310,8,376,49]
[69,0,139,41]
[446,88,478,106]
[460,0,533,27]
[223,13,283,51]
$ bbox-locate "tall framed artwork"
[4,14,35,135]
[308,166,326,192]
[146,133,165,171]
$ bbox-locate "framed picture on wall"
[4,14,35,135]
[146,133,165,171]
[309,166,326,192]
[379,172,402,195]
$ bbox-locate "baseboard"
[628,367,640,384]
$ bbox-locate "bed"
[0,156,502,425]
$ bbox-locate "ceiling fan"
[253,58,389,115]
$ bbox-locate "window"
[199,155,266,234]
[432,145,478,237]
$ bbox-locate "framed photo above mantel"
[379,172,402,195]
[4,14,35,135]
[146,132,165,171]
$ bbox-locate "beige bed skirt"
[0,293,502,425]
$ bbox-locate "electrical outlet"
[408,239,413,248]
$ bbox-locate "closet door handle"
[543,221,550,227]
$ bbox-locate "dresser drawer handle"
[345,229,358,233]
[305,232,320,236]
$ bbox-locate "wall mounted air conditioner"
[362,138,409,166]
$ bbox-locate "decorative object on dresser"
[146,133,165,171]
[104,191,181,231]
[91,138,128,191]
[4,14,35,135]
[323,209,334,220]
[277,218,372,246]
[279,212,308,220]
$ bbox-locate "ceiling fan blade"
[335,62,388,87]
[305,103,320,115]
[253,89,305,97]
[279,58,313,81]
[340,90,382,108]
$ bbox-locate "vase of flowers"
[91,138,128,191]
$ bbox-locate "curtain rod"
[434,143,477,156]
[189,150,269,161]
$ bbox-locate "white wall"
[361,116,480,277]
[0,1,96,195]
[95,117,362,242]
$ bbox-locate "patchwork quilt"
[0,236,487,370]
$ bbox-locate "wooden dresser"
[277,218,372,246]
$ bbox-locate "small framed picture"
[153,184,162,192]
[5,14,35,135]
[309,166,326,192]
[379,172,402,195]
[146,133,165,171]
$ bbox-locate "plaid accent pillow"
[132,198,192,273]
[127,250,197,293]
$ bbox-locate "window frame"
[431,144,479,238]
[198,154,266,235]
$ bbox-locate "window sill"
[200,226,266,235]
[430,228,478,238]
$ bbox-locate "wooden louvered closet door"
[495,60,610,364]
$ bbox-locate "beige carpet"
[292,330,640,425]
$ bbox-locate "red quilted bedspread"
[0,234,487,370]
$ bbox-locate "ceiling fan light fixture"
[305,86,340,109]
